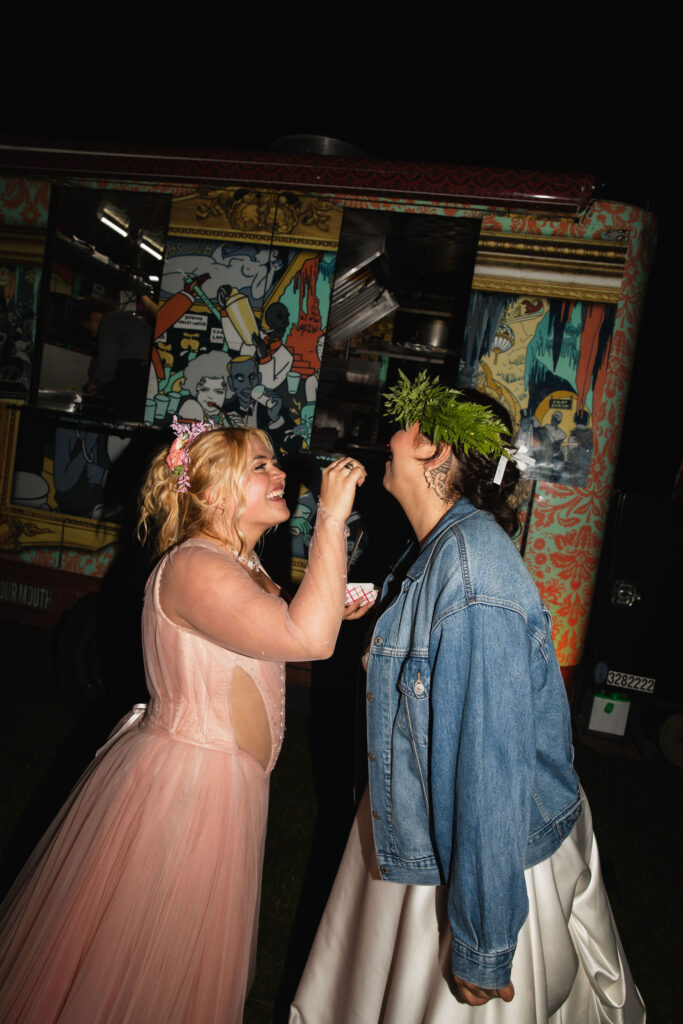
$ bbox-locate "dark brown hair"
[427,390,520,537]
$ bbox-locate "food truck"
[0,142,657,715]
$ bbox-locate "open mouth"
[267,489,285,500]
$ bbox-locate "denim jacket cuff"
[451,939,515,990]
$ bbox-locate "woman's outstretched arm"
[161,458,366,662]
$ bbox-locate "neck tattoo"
[427,452,455,504]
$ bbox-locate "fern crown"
[383,370,508,459]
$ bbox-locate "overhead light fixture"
[139,239,163,260]
[99,214,128,238]
[97,201,130,239]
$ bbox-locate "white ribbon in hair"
[493,445,536,485]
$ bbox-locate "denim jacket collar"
[404,497,481,583]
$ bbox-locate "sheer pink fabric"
[0,514,347,1024]
[162,506,348,666]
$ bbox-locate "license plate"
[606,670,655,694]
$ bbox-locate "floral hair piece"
[165,416,215,493]
[383,370,509,459]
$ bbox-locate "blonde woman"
[0,421,365,1024]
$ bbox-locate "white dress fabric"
[290,789,645,1024]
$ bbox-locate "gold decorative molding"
[168,188,343,250]
[472,229,628,302]
[477,230,629,267]
[470,273,621,303]
[0,228,45,264]
[0,404,20,501]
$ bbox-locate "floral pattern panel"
[462,201,657,666]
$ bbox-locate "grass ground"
[1,620,680,1023]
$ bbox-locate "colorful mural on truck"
[460,292,617,488]
[0,176,48,401]
[0,262,41,401]
[0,171,658,666]
[460,202,657,668]
[145,189,342,457]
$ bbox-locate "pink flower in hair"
[165,416,216,492]
[165,437,186,472]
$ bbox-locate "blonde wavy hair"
[138,426,274,558]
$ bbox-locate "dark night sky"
[5,73,678,492]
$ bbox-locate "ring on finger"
[344,461,355,472]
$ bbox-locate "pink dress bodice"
[0,514,348,1022]
[141,538,285,772]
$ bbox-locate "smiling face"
[239,437,289,545]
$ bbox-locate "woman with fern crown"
[291,372,644,1023]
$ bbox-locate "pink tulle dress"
[0,518,346,1024]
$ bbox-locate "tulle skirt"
[290,789,645,1023]
[0,716,270,1024]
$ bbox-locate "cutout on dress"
[232,665,272,770]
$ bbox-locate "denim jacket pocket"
[396,658,431,746]
[390,658,433,858]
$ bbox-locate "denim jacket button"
[414,681,425,695]
[380,865,389,875]
[367,692,374,702]
[372,810,381,820]
[368,752,376,762]
[374,636,383,646]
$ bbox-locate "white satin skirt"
[290,789,645,1023]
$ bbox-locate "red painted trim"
[0,142,595,214]
[0,557,101,628]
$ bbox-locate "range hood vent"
[327,260,398,347]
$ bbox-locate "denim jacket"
[366,498,581,989]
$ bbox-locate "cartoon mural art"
[176,350,232,426]
[0,402,131,599]
[286,254,324,380]
[53,427,112,520]
[145,189,343,456]
[10,413,132,523]
[289,485,317,562]
[223,355,284,431]
[285,401,316,451]
[0,262,41,400]
[460,292,616,487]
[0,161,658,671]
[288,480,365,579]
